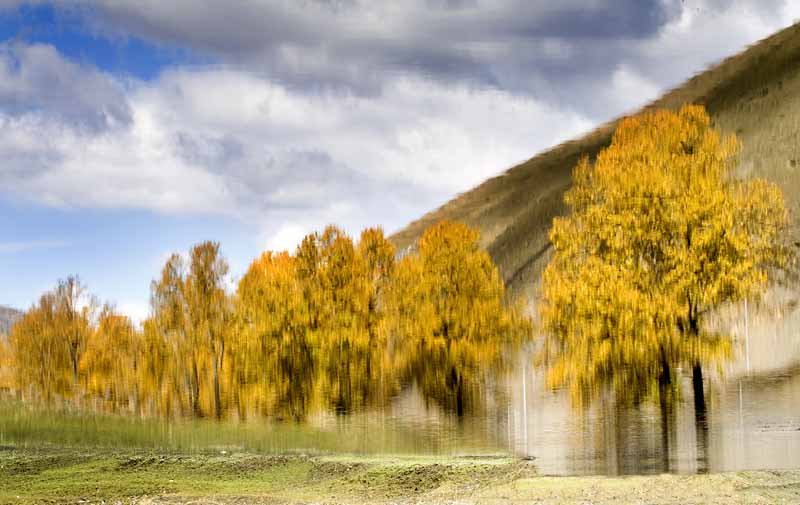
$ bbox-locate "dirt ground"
[2,447,800,504]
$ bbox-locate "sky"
[1,0,799,322]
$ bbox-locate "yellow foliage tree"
[312,226,381,414]
[8,276,94,403]
[0,338,13,392]
[138,316,186,418]
[235,250,315,420]
[147,242,232,418]
[7,223,528,421]
[389,221,530,416]
[235,226,398,418]
[540,105,792,411]
[80,305,141,413]
[186,242,231,419]
[148,254,197,416]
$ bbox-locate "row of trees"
[2,105,790,429]
[2,222,529,420]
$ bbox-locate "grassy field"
[0,399,506,457]
[2,447,800,504]
[2,402,800,504]
[390,22,800,305]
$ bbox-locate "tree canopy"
[540,105,792,407]
[4,222,530,420]
[389,221,530,415]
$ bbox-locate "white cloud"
[264,223,313,253]
[117,300,149,326]
[629,0,793,92]
[1,0,799,319]
[0,239,68,253]
[0,43,593,248]
[607,64,661,114]
[0,111,234,213]
[0,42,131,129]
[1,1,799,255]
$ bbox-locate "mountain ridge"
[391,22,800,303]
[0,305,22,337]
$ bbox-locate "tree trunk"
[693,363,709,473]
[456,382,464,418]
[449,366,464,418]
[692,363,706,418]
[191,359,201,417]
[212,357,222,420]
[659,347,672,472]
[211,338,222,420]
[133,381,141,418]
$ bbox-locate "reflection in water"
[6,294,799,477]
[506,299,800,476]
[4,338,799,475]
[510,362,800,476]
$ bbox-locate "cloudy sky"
[1,0,799,321]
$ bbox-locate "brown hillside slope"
[0,305,22,337]
[391,22,800,303]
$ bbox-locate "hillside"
[0,305,22,337]
[391,22,800,303]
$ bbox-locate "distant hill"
[0,305,22,337]
[392,22,800,304]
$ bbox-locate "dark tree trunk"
[693,363,709,473]
[212,358,222,420]
[449,366,464,418]
[692,363,706,418]
[191,360,202,418]
[659,347,672,472]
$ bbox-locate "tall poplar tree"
[148,242,231,418]
[389,221,530,416]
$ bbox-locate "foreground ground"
[2,447,800,504]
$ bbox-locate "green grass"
[0,449,310,502]
[0,448,524,504]
[2,447,799,504]
[2,401,798,504]
[0,399,506,456]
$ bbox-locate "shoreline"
[2,447,799,504]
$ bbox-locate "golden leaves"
[7,276,93,403]
[388,221,531,416]
[540,105,791,407]
[5,221,531,420]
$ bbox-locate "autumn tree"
[9,293,69,402]
[359,227,396,336]
[8,276,94,402]
[355,228,397,404]
[186,242,231,419]
[80,305,142,413]
[234,226,398,418]
[0,337,13,392]
[148,242,232,418]
[54,277,95,388]
[540,105,792,415]
[296,225,392,414]
[149,254,197,416]
[138,316,182,417]
[389,221,530,416]
[235,250,315,420]
[7,223,530,422]
[315,226,375,413]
